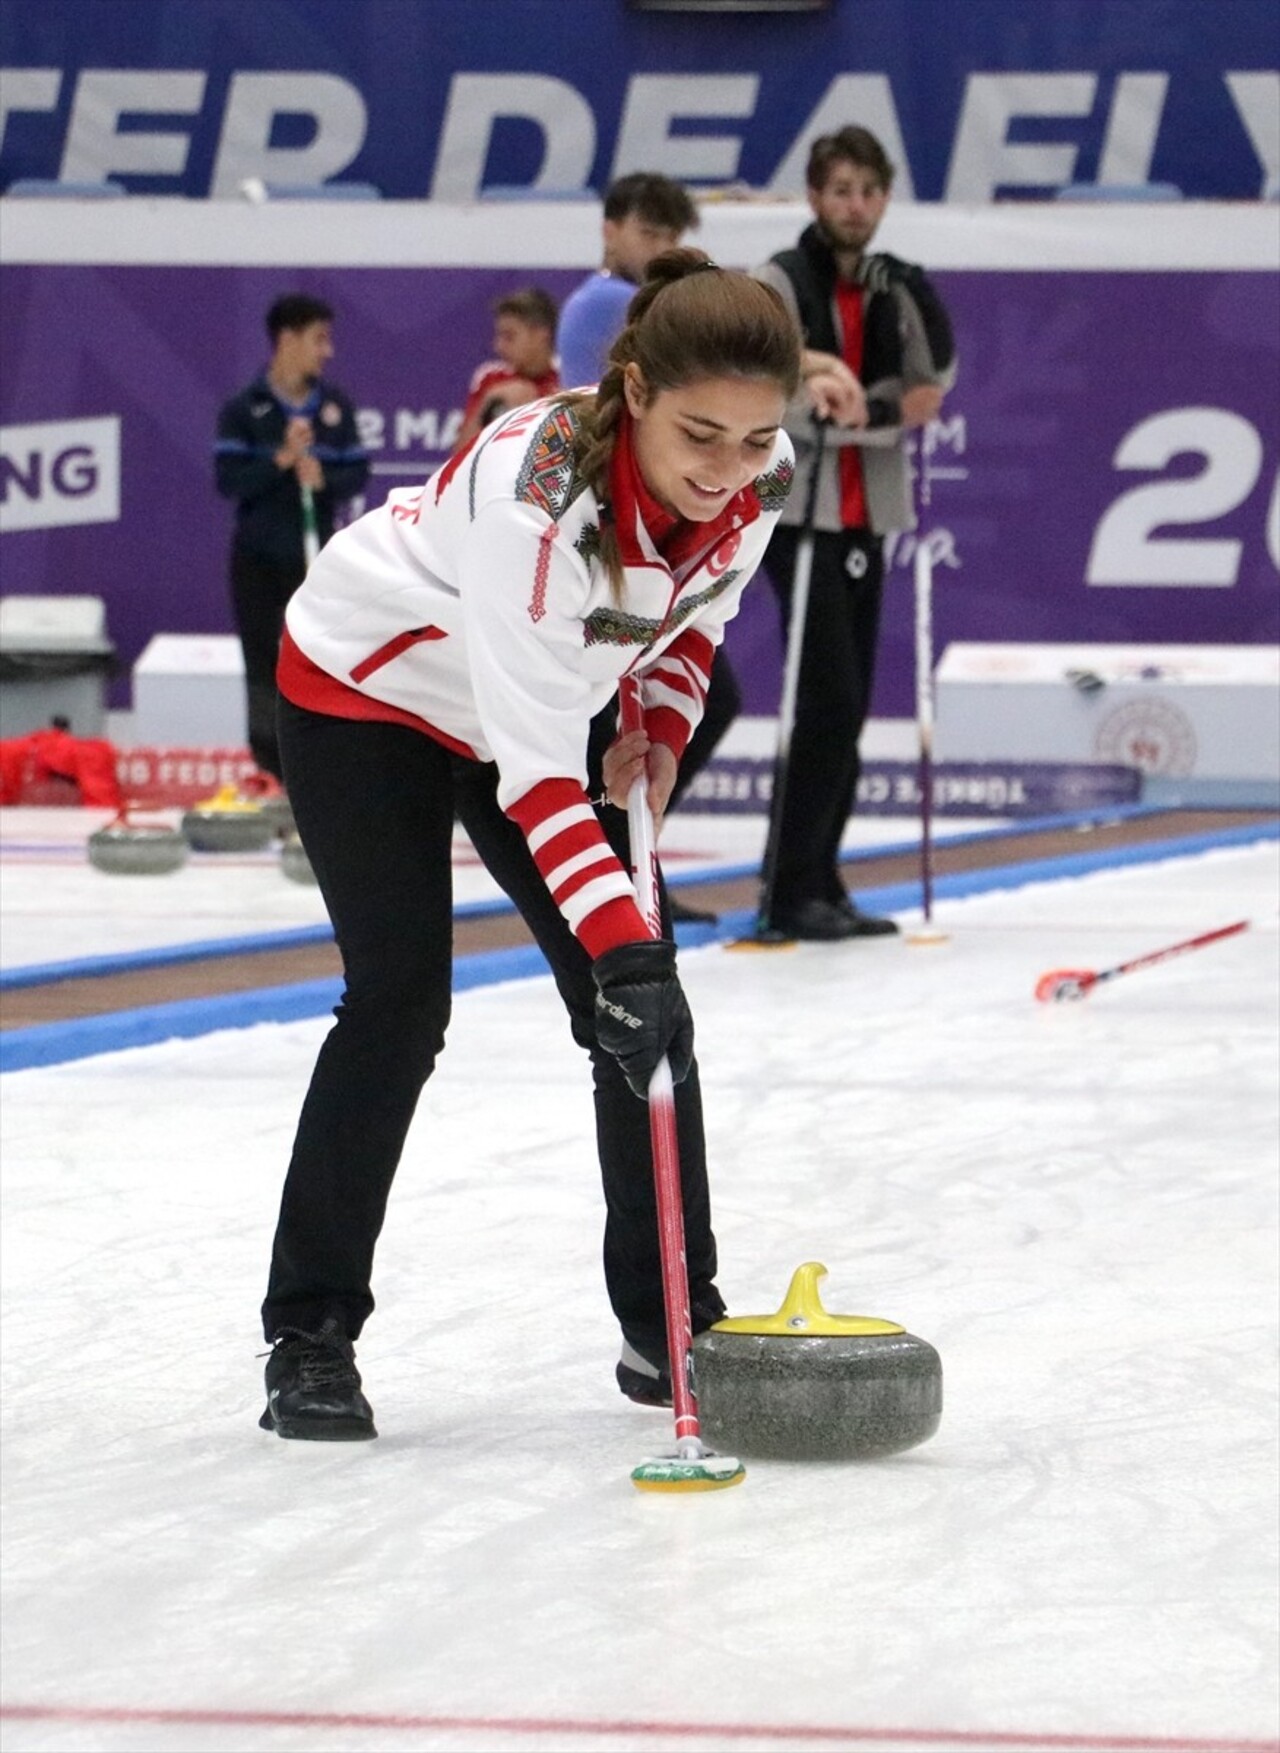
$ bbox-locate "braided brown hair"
[557,248,800,598]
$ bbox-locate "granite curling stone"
[692,1262,941,1461]
[280,831,318,885]
[260,792,295,839]
[87,813,188,875]
[181,784,277,852]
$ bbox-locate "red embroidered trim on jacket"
[530,522,557,622]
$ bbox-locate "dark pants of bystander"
[230,550,305,781]
[763,524,885,913]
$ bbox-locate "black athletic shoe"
[834,894,900,937]
[775,897,899,940]
[616,1291,726,1408]
[258,1317,377,1441]
[669,894,719,927]
[616,1338,674,1407]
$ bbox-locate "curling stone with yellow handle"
[180,784,277,853]
[691,1263,942,1461]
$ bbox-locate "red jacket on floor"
[0,725,123,807]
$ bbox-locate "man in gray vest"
[755,126,956,940]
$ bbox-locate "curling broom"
[300,482,321,570]
[619,676,745,1493]
[1035,919,1250,1003]
[904,536,948,946]
[730,417,829,949]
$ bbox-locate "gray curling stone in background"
[692,1261,942,1462]
[261,793,295,839]
[87,816,188,875]
[180,785,277,853]
[280,832,318,885]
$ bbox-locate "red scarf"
[606,409,761,580]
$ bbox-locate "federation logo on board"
[1093,698,1198,776]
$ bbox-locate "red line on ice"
[0,1703,1275,1752]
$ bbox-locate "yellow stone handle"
[711,1262,903,1338]
[191,783,262,814]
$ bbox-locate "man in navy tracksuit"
[214,293,369,781]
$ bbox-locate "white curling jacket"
[280,396,794,957]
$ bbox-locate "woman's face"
[624,369,785,524]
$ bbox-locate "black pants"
[763,525,885,911]
[262,698,723,1354]
[230,550,304,781]
[587,646,741,812]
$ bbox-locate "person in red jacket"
[257,252,800,1442]
[454,286,561,451]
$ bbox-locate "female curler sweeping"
[255,251,800,1456]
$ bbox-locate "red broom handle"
[1097,918,1250,986]
[619,675,702,1450]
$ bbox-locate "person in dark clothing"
[754,126,956,941]
[214,293,369,781]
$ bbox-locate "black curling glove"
[592,939,694,1099]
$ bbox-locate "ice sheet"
[2,841,1278,1753]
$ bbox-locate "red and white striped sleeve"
[641,624,715,763]
[506,777,648,959]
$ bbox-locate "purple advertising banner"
[1,262,1277,715]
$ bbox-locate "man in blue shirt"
[561,177,738,924]
[558,174,698,387]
